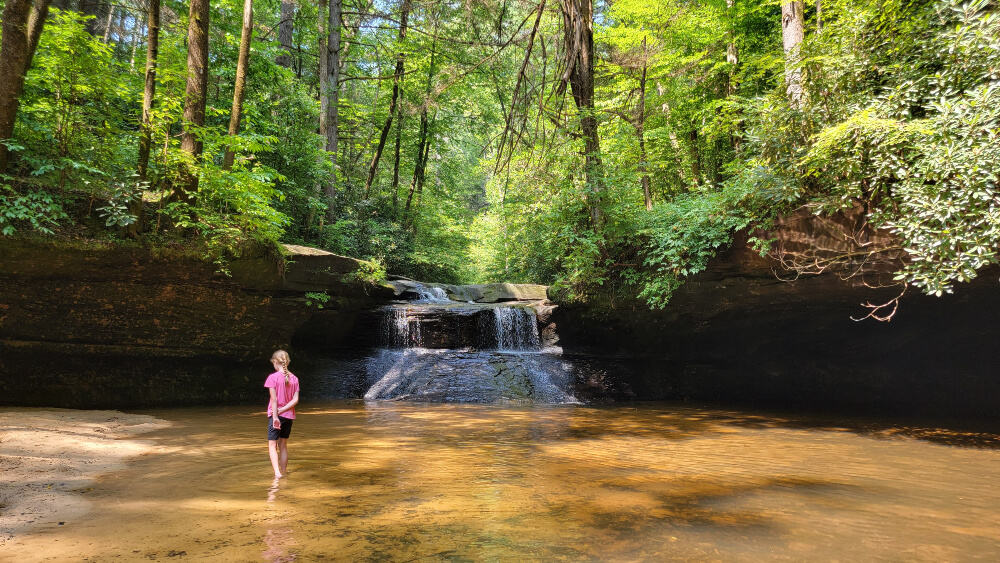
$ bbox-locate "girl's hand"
[273,417,281,429]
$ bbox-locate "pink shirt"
[264,371,299,419]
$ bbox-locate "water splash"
[381,307,422,348]
[365,293,574,403]
[476,307,540,351]
[412,284,451,303]
[363,348,578,404]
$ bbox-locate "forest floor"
[0,408,169,544]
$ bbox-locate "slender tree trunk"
[27,0,52,59]
[726,0,742,151]
[137,0,160,182]
[816,0,822,34]
[403,20,438,222]
[276,0,295,67]
[559,0,603,229]
[177,0,210,201]
[781,0,805,107]
[318,0,328,137]
[363,0,411,197]
[390,100,404,215]
[223,0,253,170]
[0,0,50,173]
[688,129,700,183]
[637,38,651,211]
[129,19,143,70]
[726,0,739,96]
[101,5,114,42]
[133,0,160,235]
[324,0,341,221]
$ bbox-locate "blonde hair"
[271,349,291,382]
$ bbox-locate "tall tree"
[636,37,651,211]
[324,0,342,221]
[558,0,603,229]
[276,0,295,68]
[0,0,51,172]
[363,0,411,197]
[223,0,253,170]
[403,16,439,222]
[726,0,739,96]
[137,0,161,182]
[781,0,805,107]
[177,0,210,200]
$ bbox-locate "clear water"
[7,402,999,561]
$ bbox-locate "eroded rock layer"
[552,209,1000,417]
[0,240,388,407]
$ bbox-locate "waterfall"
[412,284,451,303]
[349,285,578,404]
[381,306,422,348]
[479,307,540,351]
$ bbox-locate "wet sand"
[3,402,1000,561]
[0,408,169,544]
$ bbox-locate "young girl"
[265,350,299,479]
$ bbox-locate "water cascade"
[312,282,581,404]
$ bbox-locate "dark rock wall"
[0,240,386,408]
[552,211,1000,418]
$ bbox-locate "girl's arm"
[269,387,280,428]
[276,391,299,416]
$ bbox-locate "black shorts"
[267,416,293,440]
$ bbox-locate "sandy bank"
[0,408,169,544]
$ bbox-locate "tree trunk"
[637,38,651,211]
[816,0,822,34]
[781,0,804,108]
[27,0,52,60]
[0,0,49,173]
[177,0,210,201]
[688,129,700,184]
[559,0,603,229]
[324,0,341,222]
[133,0,160,235]
[726,0,739,96]
[101,4,114,42]
[276,0,295,68]
[129,19,143,70]
[223,0,253,170]
[390,100,404,215]
[363,0,411,197]
[318,0,327,137]
[137,0,160,182]
[403,19,438,222]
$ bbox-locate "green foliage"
[798,0,1000,297]
[3,0,996,315]
[633,165,793,307]
[0,184,69,236]
[304,291,331,309]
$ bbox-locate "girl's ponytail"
[271,349,291,383]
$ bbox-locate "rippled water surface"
[9,402,1000,561]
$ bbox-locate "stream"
[4,402,999,561]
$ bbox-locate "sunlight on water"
[7,402,1000,561]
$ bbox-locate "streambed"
[5,401,999,561]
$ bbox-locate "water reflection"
[5,402,1000,561]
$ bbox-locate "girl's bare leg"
[278,438,289,474]
[268,440,283,478]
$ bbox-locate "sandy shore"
[0,408,169,544]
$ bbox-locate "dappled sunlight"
[5,401,1000,560]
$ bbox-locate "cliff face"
[0,240,390,408]
[552,209,1000,417]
